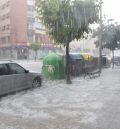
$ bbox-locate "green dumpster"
[42,53,65,79]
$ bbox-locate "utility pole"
[99,0,103,73]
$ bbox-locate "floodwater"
[0,61,119,129]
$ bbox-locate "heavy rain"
[0,0,120,129]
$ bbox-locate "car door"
[0,64,14,95]
[8,63,29,91]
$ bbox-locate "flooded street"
[0,61,119,129]
[0,0,120,128]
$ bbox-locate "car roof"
[0,60,15,64]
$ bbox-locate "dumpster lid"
[70,53,83,61]
[80,53,93,61]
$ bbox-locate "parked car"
[0,61,42,96]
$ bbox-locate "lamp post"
[99,0,103,73]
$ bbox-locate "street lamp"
[99,0,103,73]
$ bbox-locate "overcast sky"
[103,0,120,22]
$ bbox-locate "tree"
[30,42,41,61]
[94,22,120,68]
[36,0,99,83]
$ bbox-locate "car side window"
[8,63,25,74]
[0,64,9,76]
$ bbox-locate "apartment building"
[0,0,49,47]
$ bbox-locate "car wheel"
[32,77,41,88]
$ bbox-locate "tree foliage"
[30,42,41,60]
[94,22,120,51]
[36,0,99,45]
[30,42,41,51]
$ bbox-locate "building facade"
[69,33,97,56]
[0,0,49,47]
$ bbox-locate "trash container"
[80,53,95,72]
[42,53,65,79]
[69,53,83,76]
[80,53,93,61]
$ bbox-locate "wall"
[10,0,27,44]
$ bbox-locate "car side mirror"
[25,70,29,73]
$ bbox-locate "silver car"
[0,61,42,96]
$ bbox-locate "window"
[28,5,34,12]
[1,13,10,21]
[6,1,10,7]
[27,30,34,42]
[1,24,10,31]
[28,17,34,22]
[6,24,10,30]
[2,26,5,31]
[6,13,10,19]
[27,23,33,29]
[1,15,4,21]
[7,36,10,42]
[0,64,9,76]
[28,12,34,17]
[28,35,33,42]
[1,37,6,43]
[1,36,10,44]
[0,1,10,10]
[8,63,25,74]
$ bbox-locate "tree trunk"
[35,51,37,61]
[66,42,72,84]
[112,50,114,69]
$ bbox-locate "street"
[0,61,120,129]
[15,60,43,73]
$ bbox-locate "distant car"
[0,61,42,96]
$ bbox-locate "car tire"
[32,77,41,88]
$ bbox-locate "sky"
[103,0,120,22]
